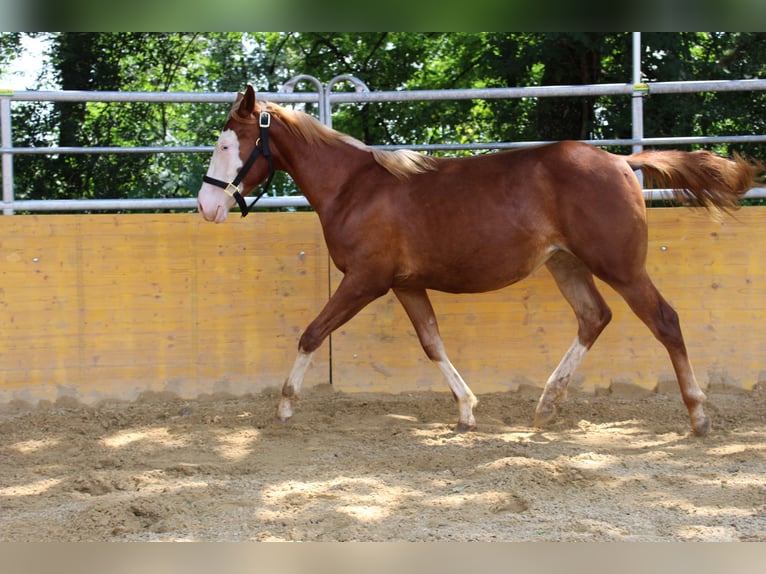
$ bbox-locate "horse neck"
[271,123,370,214]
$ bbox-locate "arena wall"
[1,208,764,405]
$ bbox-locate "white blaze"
[197,129,242,223]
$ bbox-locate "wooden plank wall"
[1,208,764,405]
[0,213,329,404]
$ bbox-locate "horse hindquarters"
[539,148,710,435]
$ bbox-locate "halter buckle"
[259,111,271,128]
[222,181,240,198]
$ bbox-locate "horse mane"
[241,101,438,179]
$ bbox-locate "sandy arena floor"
[1,384,765,542]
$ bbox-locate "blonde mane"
[237,101,438,180]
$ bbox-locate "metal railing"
[3,73,766,213]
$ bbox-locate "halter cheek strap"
[202,111,275,218]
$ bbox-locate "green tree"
[0,33,22,69]
[9,33,265,205]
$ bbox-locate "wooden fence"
[1,208,764,405]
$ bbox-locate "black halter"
[202,111,275,218]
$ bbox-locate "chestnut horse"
[198,86,761,436]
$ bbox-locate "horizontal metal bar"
[0,145,214,155]
[329,84,634,104]
[3,90,319,104]
[646,79,766,94]
[6,135,766,157]
[0,146,214,155]
[645,187,766,200]
[4,195,311,212]
[5,188,765,214]
[381,135,766,152]
[6,79,764,106]
[628,135,766,146]
[328,79,766,104]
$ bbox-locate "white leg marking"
[435,358,478,430]
[544,338,588,398]
[534,338,588,426]
[670,359,710,435]
[276,350,314,421]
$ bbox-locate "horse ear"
[237,85,256,117]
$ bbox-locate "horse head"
[197,85,275,222]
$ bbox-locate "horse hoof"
[533,405,556,428]
[275,410,293,425]
[276,398,294,423]
[453,421,475,433]
[274,415,292,427]
[692,415,711,437]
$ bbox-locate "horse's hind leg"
[276,350,314,422]
[534,251,613,427]
[609,272,710,436]
[393,288,478,432]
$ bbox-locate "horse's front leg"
[276,273,388,423]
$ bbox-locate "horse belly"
[399,237,556,294]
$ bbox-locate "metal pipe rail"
[2,90,316,104]
[8,196,312,212]
[8,135,766,157]
[9,187,766,214]
[3,77,766,213]
[327,79,766,104]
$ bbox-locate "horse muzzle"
[197,185,233,223]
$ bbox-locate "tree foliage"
[1,32,764,206]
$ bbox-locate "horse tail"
[626,149,763,212]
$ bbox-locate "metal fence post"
[1,93,14,215]
[282,74,326,124]
[632,32,647,187]
[324,75,370,129]
[631,32,645,155]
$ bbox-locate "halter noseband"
[202,111,275,218]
